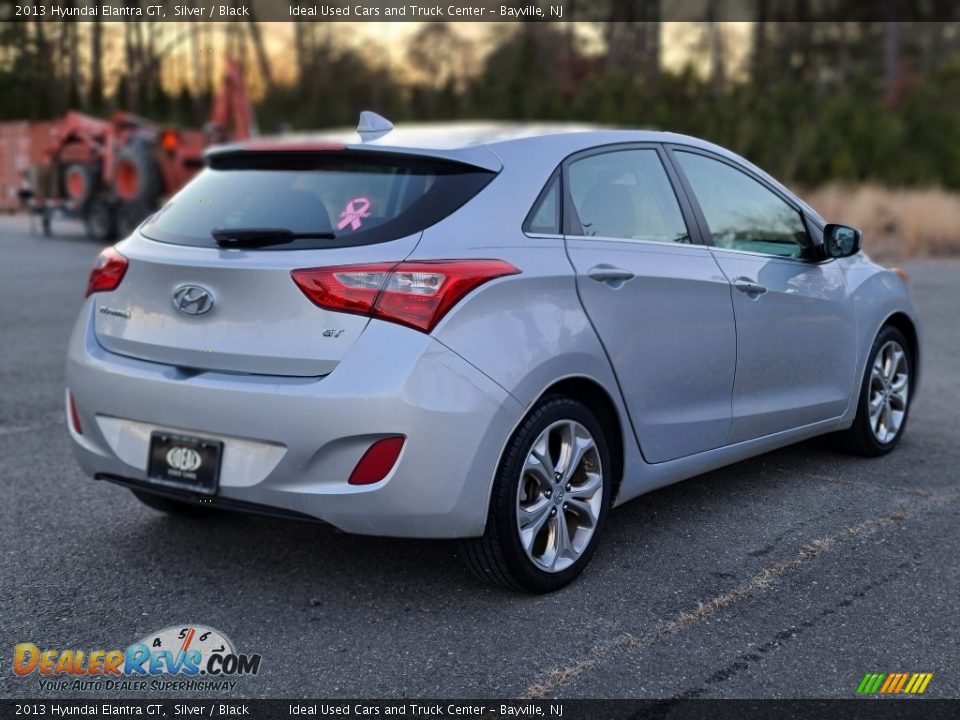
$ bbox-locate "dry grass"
[802,184,960,262]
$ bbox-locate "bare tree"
[708,0,726,96]
[33,21,58,115]
[883,20,901,105]
[406,23,473,89]
[123,16,136,109]
[751,0,768,82]
[604,1,661,85]
[247,19,274,94]
[189,22,205,120]
[90,18,103,109]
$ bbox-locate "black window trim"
[663,144,831,265]
[520,142,708,248]
[522,167,563,237]
[558,142,706,247]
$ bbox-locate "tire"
[131,489,214,518]
[63,163,96,205]
[84,198,117,241]
[115,142,162,205]
[461,396,612,593]
[116,200,153,239]
[831,325,913,457]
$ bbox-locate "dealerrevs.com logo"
[13,625,262,692]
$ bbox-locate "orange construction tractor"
[37,59,253,240]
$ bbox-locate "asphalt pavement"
[1,214,957,700]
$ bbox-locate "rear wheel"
[84,198,117,241]
[116,200,153,239]
[131,489,214,517]
[63,163,96,206]
[832,325,913,457]
[461,396,611,593]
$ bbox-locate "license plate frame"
[146,432,223,494]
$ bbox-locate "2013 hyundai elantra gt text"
[66,120,920,592]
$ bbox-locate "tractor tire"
[115,142,162,206]
[84,198,117,242]
[63,163,97,206]
[116,200,153,239]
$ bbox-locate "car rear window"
[140,151,497,249]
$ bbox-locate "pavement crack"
[673,561,916,700]
[523,508,911,699]
[0,423,48,437]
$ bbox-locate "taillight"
[291,259,519,333]
[85,247,128,297]
[349,436,405,485]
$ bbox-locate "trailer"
[0,121,57,212]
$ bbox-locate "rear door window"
[141,151,496,250]
[566,149,690,244]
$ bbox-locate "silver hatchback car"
[67,119,920,592]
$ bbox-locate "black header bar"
[3,0,960,23]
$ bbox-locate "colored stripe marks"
[857,672,933,694]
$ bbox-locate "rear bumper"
[66,302,522,538]
[96,473,328,524]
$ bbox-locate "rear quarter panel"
[411,139,647,505]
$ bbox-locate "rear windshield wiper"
[212,227,336,248]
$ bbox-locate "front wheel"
[461,396,612,593]
[832,325,913,457]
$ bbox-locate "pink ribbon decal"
[337,197,371,231]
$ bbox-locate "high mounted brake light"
[85,247,128,298]
[291,260,519,334]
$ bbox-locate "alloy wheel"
[868,340,909,444]
[515,420,603,573]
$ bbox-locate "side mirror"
[823,223,862,259]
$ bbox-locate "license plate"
[147,432,222,494]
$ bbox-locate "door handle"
[587,265,636,284]
[733,277,768,297]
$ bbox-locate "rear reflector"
[67,391,82,435]
[85,247,128,297]
[291,259,519,333]
[349,436,405,485]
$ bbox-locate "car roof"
[209,123,720,172]
[215,121,721,155]
[207,121,822,222]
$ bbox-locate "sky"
[68,22,752,100]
